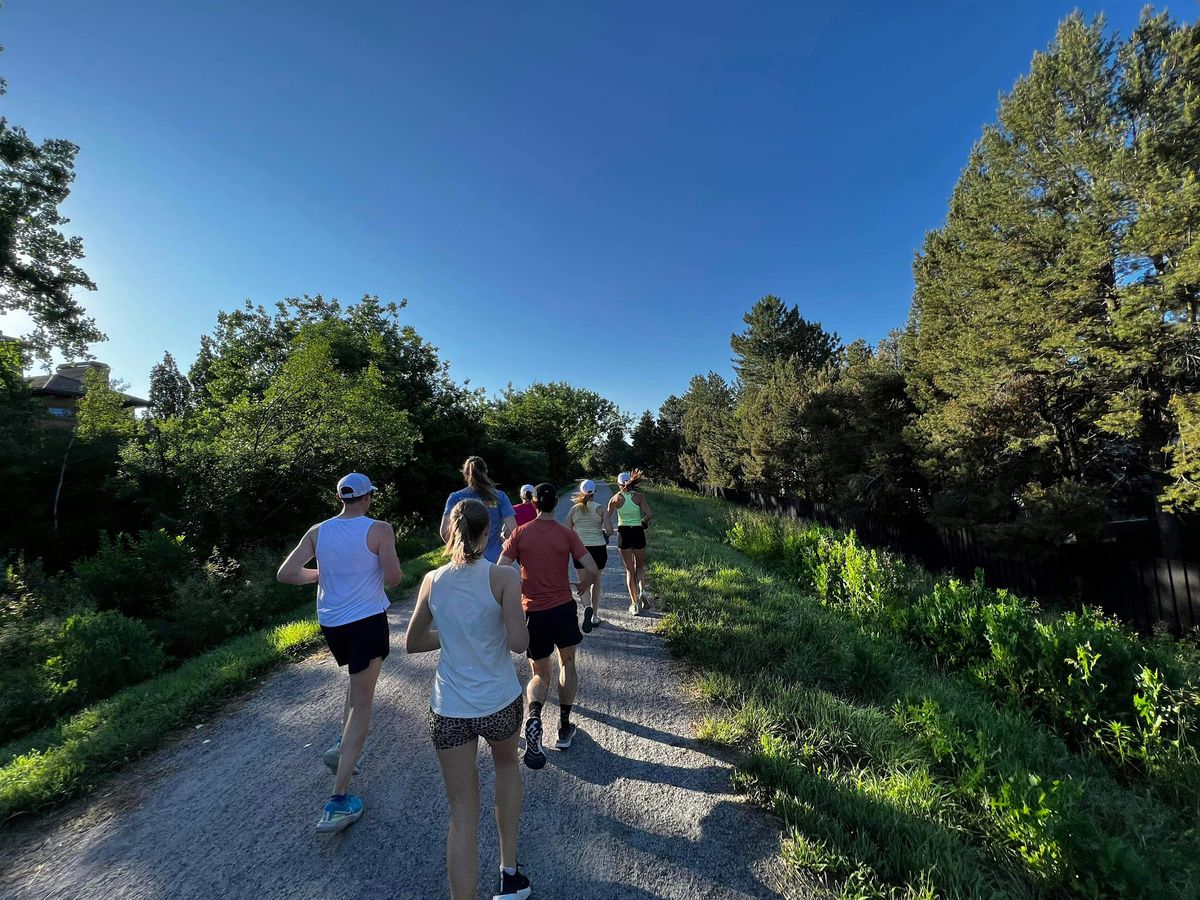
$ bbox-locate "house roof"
[25,365,149,408]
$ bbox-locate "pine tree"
[907,10,1200,541]
[730,295,839,390]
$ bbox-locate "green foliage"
[0,614,322,820]
[73,530,192,620]
[0,95,102,363]
[41,610,165,707]
[1164,392,1200,512]
[651,487,1200,897]
[75,367,134,442]
[730,295,839,389]
[726,508,1200,801]
[907,10,1200,533]
[147,351,191,419]
[680,372,742,486]
[486,380,625,484]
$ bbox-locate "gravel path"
[0,484,803,899]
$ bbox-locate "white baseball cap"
[617,472,631,485]
[579,479,596,493]
[520,484,535,497]
[336,472,375,499]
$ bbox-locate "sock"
[528,701,543,720]
[501,866,516,876]
[331,793,347,803]
[560,704,572,728]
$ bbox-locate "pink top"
[513,502,537,527]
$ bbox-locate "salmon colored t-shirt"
[501,518,589,612]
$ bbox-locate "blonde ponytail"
[447,499,489,564]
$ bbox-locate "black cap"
[534,483,557,511]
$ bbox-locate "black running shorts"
[573,545,608,571]
[321,611,390,674]
[429,694,523,750]
[617,525,647,550]
[525,600,583,661]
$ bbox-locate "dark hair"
[461,456,498,506]
[521,488,534,501]
[340,489,373,504]
[447,499,489,564]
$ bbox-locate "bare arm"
[491,565,528,653]
[636,493,654,526]
[439,511,451,543]
[404,573,440,653]
[500,514,517,540]
[277,528,319,585]
[369,521,404,587]
[601,505,613,537]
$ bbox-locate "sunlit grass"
[0,545,443,822]
[643,487,1200,899]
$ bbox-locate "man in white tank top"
[277,472,404,833]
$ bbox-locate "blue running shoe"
[315,794,363,833]
[522,717,546,770]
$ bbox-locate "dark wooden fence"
[695,484,1199,636]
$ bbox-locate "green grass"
[644,487,1200,899]
[0,546,445,824]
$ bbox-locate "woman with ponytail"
[606,468,654,615]
[439,457,517,564]
[406,499,532,900]
[567,479,611,631]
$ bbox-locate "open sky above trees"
[0,0,1184,415]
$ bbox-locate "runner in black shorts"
[277,473,404,834]
[567,479,612,631]
[607,469,654,615]
[499,484,600,765]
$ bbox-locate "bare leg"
[486,732,522,870]
[334,657,382,794]
[526,655,554,707]
[620,547,640,609]
[557,645,578,706]
[436,739,481,900]
[589,579,602,619]
[634,548,648,606]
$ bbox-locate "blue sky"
[0,1,1173,417]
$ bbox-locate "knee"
[491,742,519,768]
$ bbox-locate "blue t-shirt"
[442,488,516,563]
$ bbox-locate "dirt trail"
[0,484,804,899]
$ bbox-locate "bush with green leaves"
[73,530,193,620]
[42,610,166,707]
[727,509,1200,801]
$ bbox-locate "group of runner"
[277,456,655,900]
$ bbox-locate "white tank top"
[428,560,522,718]
[315,516,390,627]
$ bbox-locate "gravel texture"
[0,484,807,899]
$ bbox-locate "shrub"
[73,530,194,620]
[42,611,166,707]
[723,508,1200,799]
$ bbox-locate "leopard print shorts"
[429,694,524,750]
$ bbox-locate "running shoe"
[522,717,546,769]
[629,601,642,616]
[581,605,595,633]
[322,737,361,776]
[315,793,363,833]
[494,866,532,900]
[556,723,578,750]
